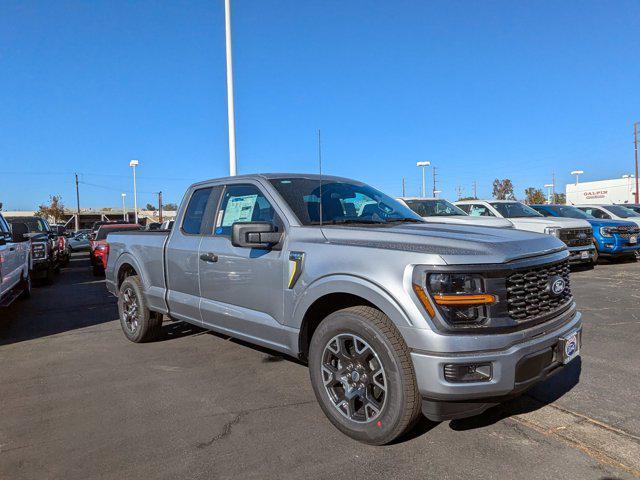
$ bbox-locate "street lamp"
[416,161,431,198]
[121,193,127,221]
[224,0,237,176]
[129,159,139,224]
[544,183,554,204]
[570,170,584,186]
[433,190,442,198]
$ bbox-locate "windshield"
[490,202,542,218]
[403,199,467,217]
[549,205,594,220]
[624,205,640,214]
[6,217,48,233]
[603,205,640,218]
[269,178,424,226]
[96,225,141,240]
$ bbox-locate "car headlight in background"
[600,226,614,238]
[414,273,496,327]
[544,226,561,237]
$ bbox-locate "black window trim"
[180,186,218,236]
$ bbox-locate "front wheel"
[118,275,162,343]
[308,306,421,445]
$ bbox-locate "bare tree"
[492,179,515,200]
[37,195,65,223]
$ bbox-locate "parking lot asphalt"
[1,253,639,480]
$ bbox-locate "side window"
[537,209,552,217]
[182,187,213,234]
[457,204,471,214]
[0,216,9,234]
[469,204,494,217]
[598,209,611,219]
[215,184,281,237]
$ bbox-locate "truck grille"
[558,227,593,247]
[506,260,572,321]
[614,225,639,238]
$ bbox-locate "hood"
[421,216,513,228]
[319,223,566,265]
[507,216,591,229]
[584,218,639,229]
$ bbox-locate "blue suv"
[531,204,640,263]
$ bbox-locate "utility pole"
[75,173,80,232]
[472,180,477,199]
[432,167,437,197]
[224,0,237,176]
[552,171,556,203]
[158,191,163,223]
[402,177,406,197]
[634,122,639,203]
[456,185,463,200]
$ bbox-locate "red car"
[90,224,141,276]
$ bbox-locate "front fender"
[291,274,414,331]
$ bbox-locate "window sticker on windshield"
[221,195,258,226]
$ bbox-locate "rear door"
[165,186,222,324]
[197,181,290,351]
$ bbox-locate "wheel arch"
[294,275,413,361]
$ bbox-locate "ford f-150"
[105,174,583,444]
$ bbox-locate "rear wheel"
[44,267,55,285]
[308,306,421,445]
[118,275,162,343]
[20,272,31,299]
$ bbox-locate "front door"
[198,182,291,352]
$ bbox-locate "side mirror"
[11,222,29,243]
[231,222,282,249]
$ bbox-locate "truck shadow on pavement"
[448,358,582,432]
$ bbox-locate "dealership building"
[566,176,637,205]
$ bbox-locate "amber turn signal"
[412,284,436,318]
[433,294,496,306]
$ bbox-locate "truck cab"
[456,200,595,264]
[0,213,31,306]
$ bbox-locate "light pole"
[416,161,430,197]
[433,190,442,198]
[121,193,127,221]
[570,170,584,186]
[544,183,554,204]
[129,159,139,224]
[224,0,237,176]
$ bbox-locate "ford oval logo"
[550,276,566,296]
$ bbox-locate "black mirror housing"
[11,222,29,243]
[231,222,282,249]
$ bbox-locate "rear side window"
[182,188,213,234]
[469,204,495,217]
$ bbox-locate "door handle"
[199,252,218,263]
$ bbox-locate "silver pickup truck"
[105,174,582,445]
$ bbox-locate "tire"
[308,306,421,445]
[592,244,599,265]
[117,275,162,343]
[92,265,104,277]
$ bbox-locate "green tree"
[145,203,157,211]
[458,196,477,201]
[523,188,546,205]
[37,195,65,223]
[164,203,178,211]
[552,193,566,204]
[492,179,515,200]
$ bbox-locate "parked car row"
[396,197,639,265]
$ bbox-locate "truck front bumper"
[567,245,595,263]
[410,311,582,421]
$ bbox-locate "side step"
[0,286,23,307]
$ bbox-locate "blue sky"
[1,0,639,210]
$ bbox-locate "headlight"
[544,227,561,237]
[600,226,614,238]
[415,273,496,327]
